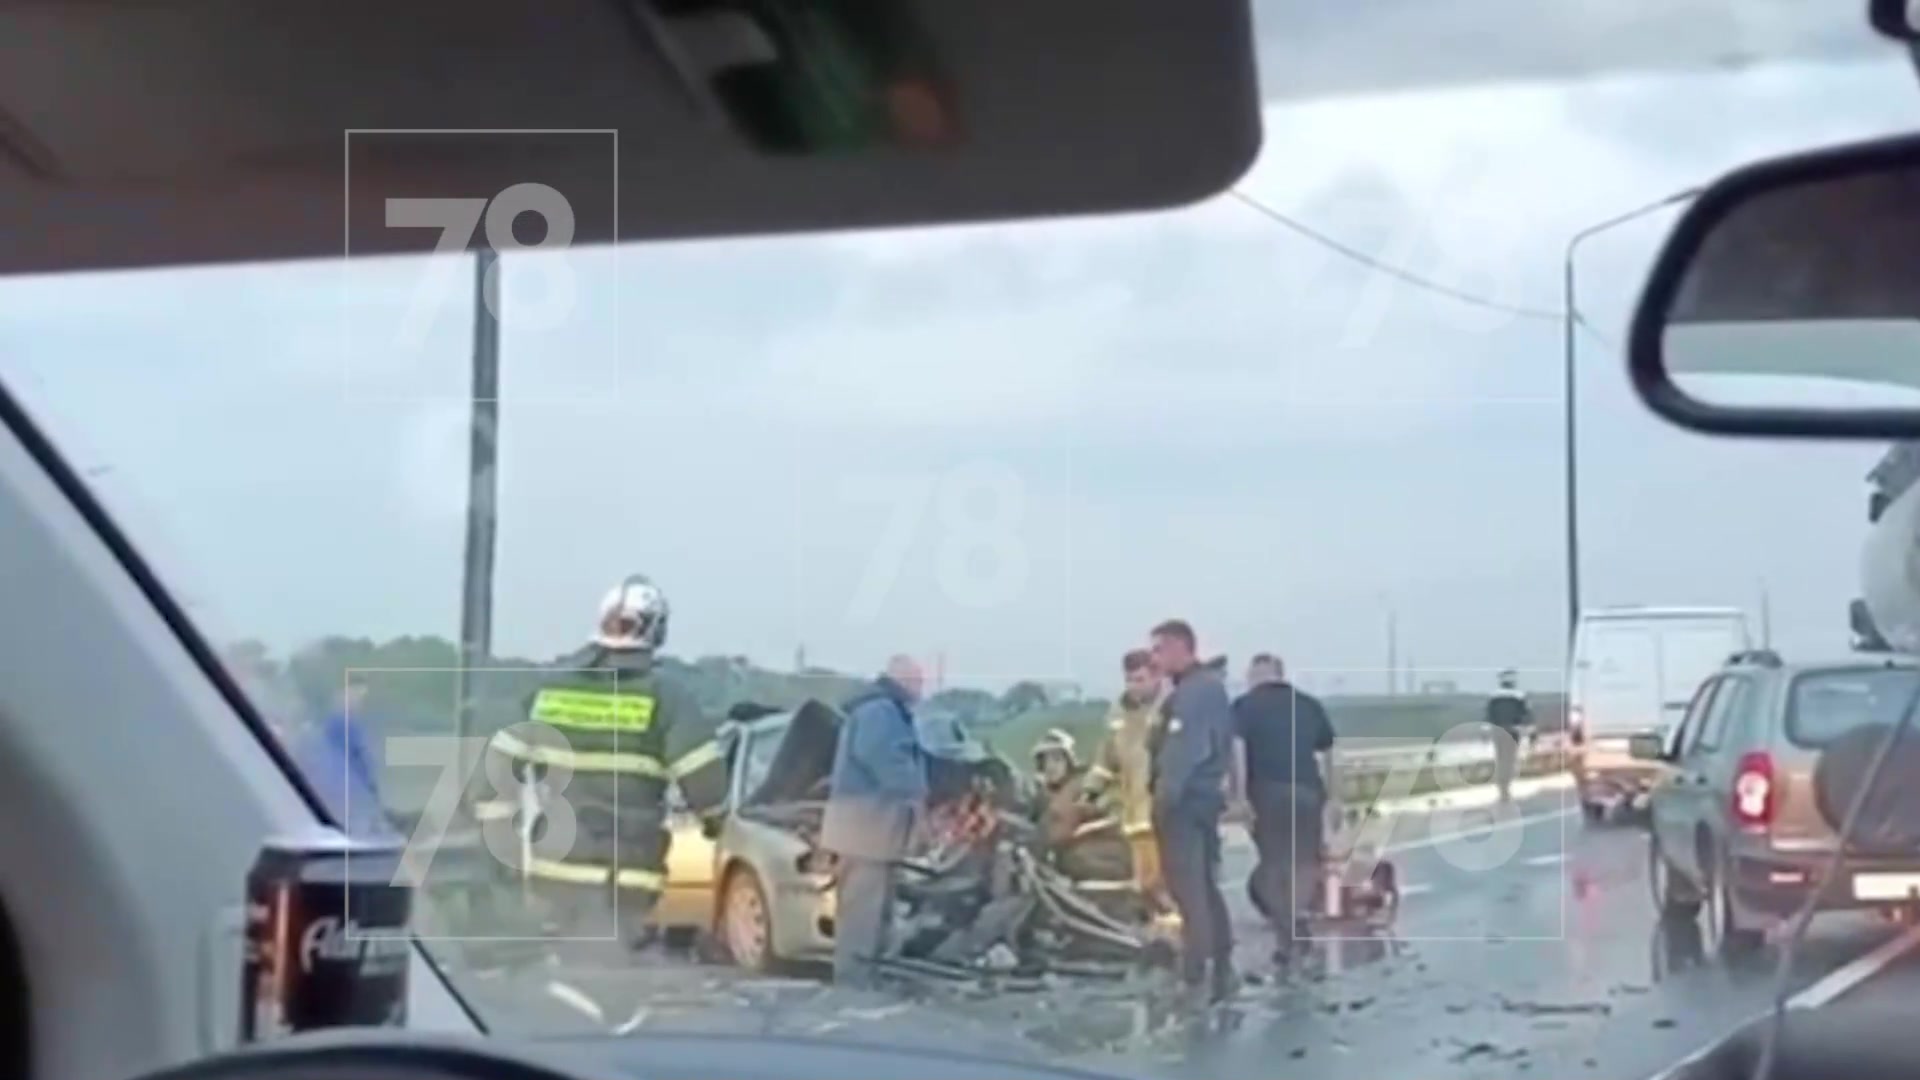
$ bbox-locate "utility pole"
[1759,579,1773,648]
[1388,610,1400,696]
[1562,187,1702,646]
[453,247,502,810]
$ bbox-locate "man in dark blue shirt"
[1232,653,1335,968]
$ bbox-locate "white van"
[1569,606,1752,821]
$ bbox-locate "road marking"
[1399,882,1434,897]
[546,979,606,1022]
[1787,920,1920,1008]
[1524,853,1568,867]
[1645,922,1920,1080]
[1383,806,1577,856]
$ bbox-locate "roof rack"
[1728,649,1783,668]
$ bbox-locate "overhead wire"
[1226,188,1569,323]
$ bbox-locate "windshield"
[6,8,1920,1076]
[1788,668,1920,748]
[738,720,789,800]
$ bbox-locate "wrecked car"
[476,696,1166,976]
[717,699,1166,978]
[712,698,1024,970]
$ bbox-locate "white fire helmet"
[1032,727,1079,768]
[596,575,670,651]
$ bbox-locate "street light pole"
[454,247,502,808]
[1561,187,1702,644]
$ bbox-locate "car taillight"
[1733,751,1775,829]
[1568,707,1585,746]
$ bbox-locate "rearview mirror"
[1629,134,1920,438]
[1628,733,1667,762]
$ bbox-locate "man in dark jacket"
[1148,619,1238,1004]
[822,655,929,987]
[1232,654,1335,967]
[1486,669,1533,802]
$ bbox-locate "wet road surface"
[443,787,1920,1080]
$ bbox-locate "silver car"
[702,703,839,971]
[1640,651,1920,963]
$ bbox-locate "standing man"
[1232,653,1335,969]
[1148,619,1237,1005]
[1486,668,1534,803]
[294,671,396,839]
[482,575,726,957]
[822,655,930,988]
[1088,649,1167,914]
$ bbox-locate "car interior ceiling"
[0,0,1260,275]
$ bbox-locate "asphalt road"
[440,788,1920,1080]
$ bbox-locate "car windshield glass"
[1787,668,1920,747]
[3,4,1920,1073]
[738,721,790,801]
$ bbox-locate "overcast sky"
[2,32,1917,696]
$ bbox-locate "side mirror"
[1853,599,1894,653]
[1628,733,1668,762]
[1629,133,1920,438]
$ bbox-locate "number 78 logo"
[385,184,578,349]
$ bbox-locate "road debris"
[1449,1040,1528,1064]
[1498,994,1612,1018]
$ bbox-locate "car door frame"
[1671,673,1758,886]
[1653,675,1720,884]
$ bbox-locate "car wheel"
[1649,835,1701,918]
[720,865,777,973]
[1582,801,1607,826]
[1702,849,1766,965]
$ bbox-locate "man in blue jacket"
[295,673,396,839]
[822,655,929,988]
[1149,620,1238,1005]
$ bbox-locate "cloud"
[0,55,1904,684]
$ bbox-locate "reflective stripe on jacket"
[483,645,700,894]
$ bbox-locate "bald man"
[822,655,930,987]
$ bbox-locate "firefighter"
[1087,649,1168,914]
[481,575,728,955]
[1030,729,1131,887]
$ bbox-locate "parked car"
[1571,605,1751,823]
[1638,651,1920,964]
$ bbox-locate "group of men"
[819,617,1338,1004]
[455,572,1531,1002]
[461,578,1347,1000]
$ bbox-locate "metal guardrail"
[1329,735,1568,804]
